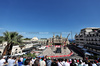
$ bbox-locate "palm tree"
[0,36,4,45]
[2,31,23,56]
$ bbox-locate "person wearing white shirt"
[20,57,23,62]
[57,59,62,66]
[0,56,6,66]
[8,57,16,66]
[65,59,70,66]
[61,59,66,66]
[32,58,35,64]
[30,58,33,66]
[7,56,11,63]
[40,58,46,66]
[92,61,97,66]
[92,63,97,66]
[83,61,88,66]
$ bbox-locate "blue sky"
[0,0,100,39]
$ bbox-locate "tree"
[23,38,31,40]
[23,53,36,58]
[0,36,4,44]
[2,31,23,56]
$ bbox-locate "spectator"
[8,56,16,66]
[78,62,83,66]
[7,56,11,63]
[51,59,58,66]
[18,57,21,63]
[0,56,6,66]
[88,61,92,66]
[40,57,46,66]
[0,55,100,66]
[92,61,97,66]
[32,57,35,65]
[74,59,78,66]
[57,59,62,66]
[61,59,66,66]
[65,59,70,66]
[24,59,30,65]
[23,57,26,65]
[34,58,40,66]
[70,59,76,66]
[20,56,23,62]
[30,58,33,66]
[46,57,52,66]
[83,61,88,66]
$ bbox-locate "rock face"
[39,46,71,56]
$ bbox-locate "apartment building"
[75,27,100,55]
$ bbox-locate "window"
[96,33,98,36]
[19,51,21,53]
[12,53,13,55]
[15,52,17,54]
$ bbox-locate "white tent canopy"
[14,52,26,56]
[38,46,46,50]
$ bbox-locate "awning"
[85,52,93,56]
[14,52,26,56]
[37,56,44,58]
[82,48,87,51]
[38,46,46,50]
[22,48,32,52]
[77,45,83,48]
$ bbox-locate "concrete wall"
[11,45,22,55]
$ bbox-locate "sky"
[0,0,100,39]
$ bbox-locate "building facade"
[48,34,70,45]
[75,27,100,55]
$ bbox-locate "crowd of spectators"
[0,55,100,66]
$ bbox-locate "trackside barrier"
[38,51,73,58]
[46,45,65,47]
[47,51,73,58]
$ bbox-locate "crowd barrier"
[46,45,65,47]
[38,51,73,58]
[39,45,73,58]
[48,52,73,58]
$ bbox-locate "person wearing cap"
[46,57,52,66]
[32,57,35,65]
[0,56,6,66]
